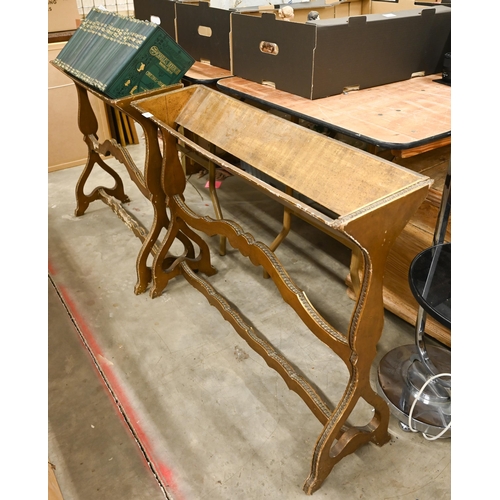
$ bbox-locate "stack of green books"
[53,7,194,99]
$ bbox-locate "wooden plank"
[48,30,76,43]
[128,115,139,144]
[383,148,451,346]
[113,107,127,146]
[382,220,451,346]
[184,61,232,83]
[48,463,64,500]
[392,136,451,159]
[121,111,133,144]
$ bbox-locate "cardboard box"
[48,0,80,32]
[48,42,111,172]
[176,2,232,70]
[133,0,177,39]
[232,12,316,97]
[232,6,451,99]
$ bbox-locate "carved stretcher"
[132,85,432,494]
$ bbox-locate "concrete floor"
[48,135,451,499]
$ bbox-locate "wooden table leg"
[74,84,130,217]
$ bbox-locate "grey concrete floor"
[48,136,451,499]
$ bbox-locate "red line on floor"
[49,259,184,500]
[48,259,57,276]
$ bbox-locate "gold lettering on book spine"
[145,70,167,88]
[149,46,181,75]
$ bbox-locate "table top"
[184,61,232,84]
[409,243,451,329]
[217,75,451,151]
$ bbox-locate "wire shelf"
[76,0,135,18]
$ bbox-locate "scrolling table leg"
[74,84,130,216]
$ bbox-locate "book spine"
[54,8,108,67]
[54,8,121,92]
[72,9,122,91]
[53,8,156,92]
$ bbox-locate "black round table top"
[409,243,451,329]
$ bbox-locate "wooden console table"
[133,85,432,494]
[217,75,451,346]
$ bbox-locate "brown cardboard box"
[48,0,80,33]
[48,42,111,172]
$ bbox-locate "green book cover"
[53,7,194,99]
[105,28,195,98]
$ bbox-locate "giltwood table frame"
[133,85,432,494]
[50,64,433,492]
